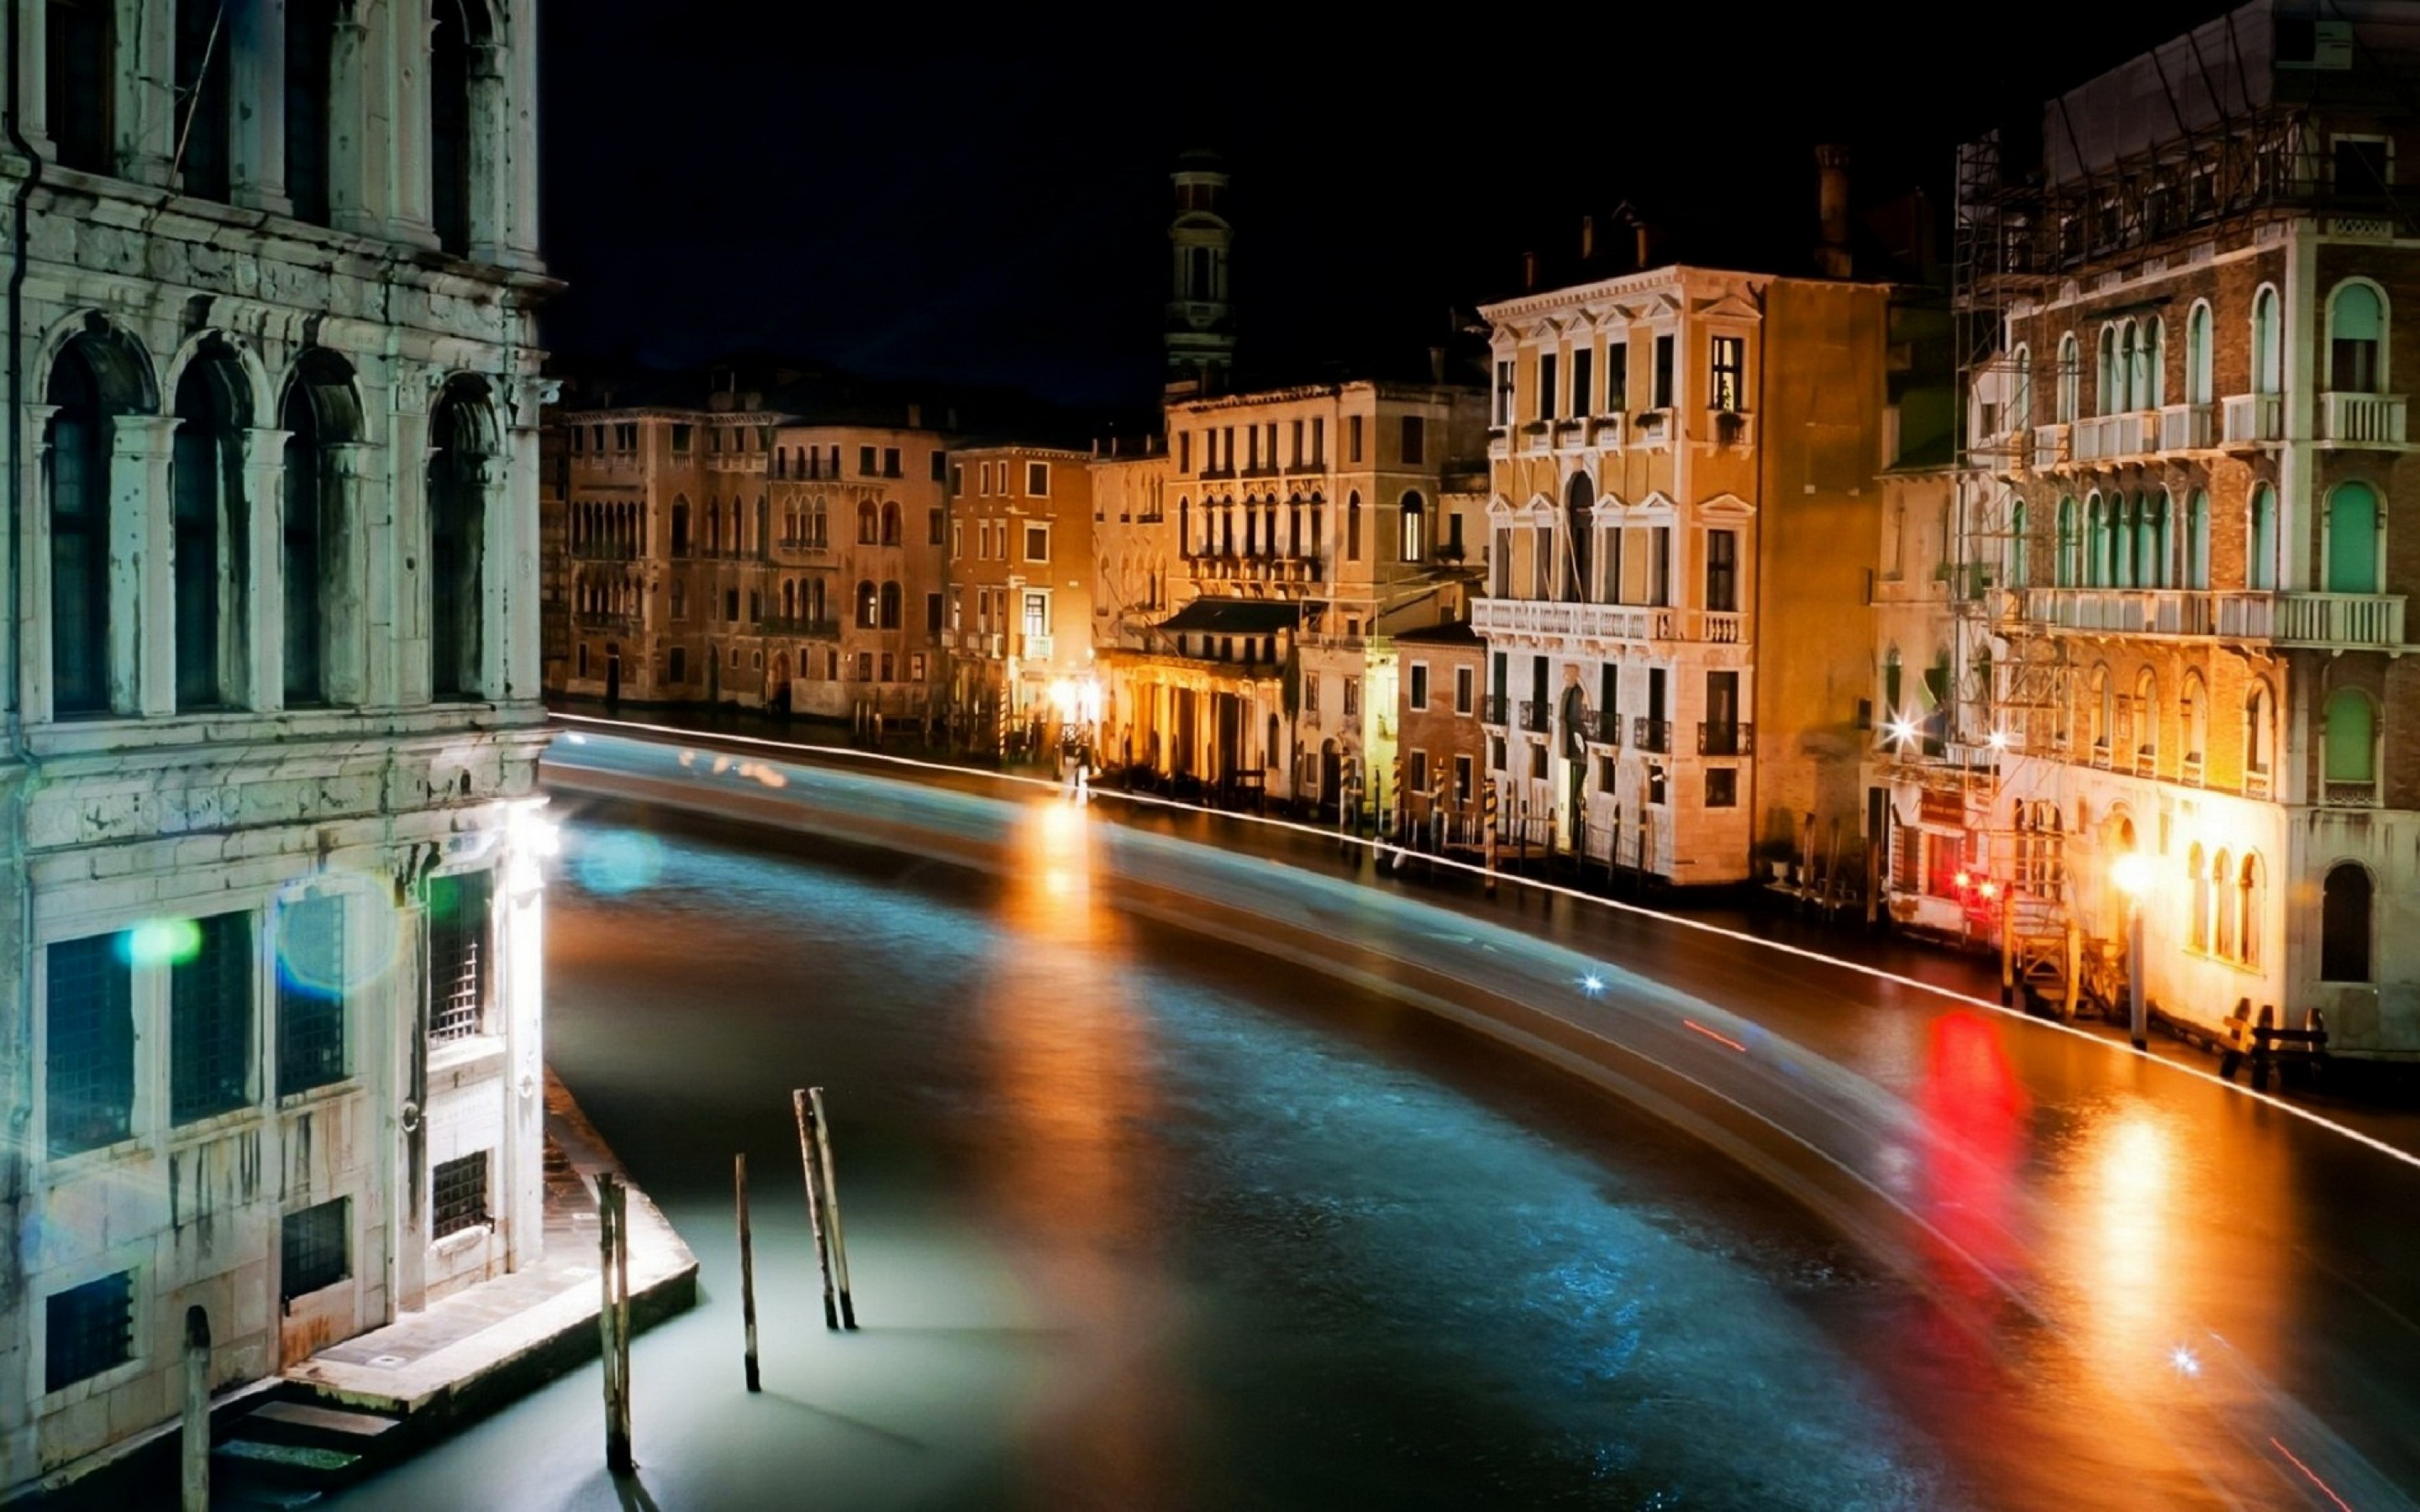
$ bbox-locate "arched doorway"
[604,641,622,709]
[1320,738,1342,821]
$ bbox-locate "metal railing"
[1481,692,1509,725]
[1697,722,1753,756]
[1519,699,1552,733]
[1634,718,1672,754]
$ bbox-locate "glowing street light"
[2111,851,2152,1050]
[1886,715,1919,748]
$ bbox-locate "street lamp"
[2111,851,2152,1051]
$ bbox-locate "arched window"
[2324,686,2377,791]
[2012,345,2034,430]
[2181,671,2206,767]
[2237,854,2265,969]
[2087,665,2111,753]
[2056,496,2078,586]
[879,580,902,629]
[281,349,361,706]
[2249,483,2278,590]
[2009,500,2030,587]
[881,501,901,546]
[1347,492,1364,561]
[2187,843,2210,952]
[429,377,493,699]
[809,496,827,548]
[2245,682,2275,786]
[1403,490,1429,565]
[2085,493,2107,585]
[2138,317,2164,408]
[1179,496,1192,558]
[854,580,878,629]
[781,580,796,620]
[172,340,251,710]
[429,0,482,254]
[2252,287,2283,395]
[45,335,131,716]
[2211,849,2236,960]
[2186,301,2214,406]
[2325,481,2381,593]
[47,0,115,175]
[2186,489,2210,588]
[2097,324,2120,415]
[773,448,787,479]
[856,501,878,544]
[671,497,691,557]
[2056,332,2080,423]
[2322,863,2375,982]
[2133,668,2158,765]
[2136,493,2164,588]
[2329,282,2387,393]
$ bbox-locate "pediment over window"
[1632,489,1678,514]
[1698,490,1756,517]
[1694,293,1765,323]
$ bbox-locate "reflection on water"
[1913,1011,2029,1300]
[981,800,1189,1504]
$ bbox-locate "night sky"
[539,3,2223,414]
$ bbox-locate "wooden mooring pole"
[792,1089,839,1329]
[597,1172,633,1472]
[735,1154,761,1391]
[810,1087,859,1330]
[181,1306,210,1512]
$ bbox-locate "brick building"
[1959,0,2420,1053]
[4,2,553,1487]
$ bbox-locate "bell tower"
[1165,149,1233,397]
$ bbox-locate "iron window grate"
[46,934,133,1157]
[45,1271,133,1393]
[432,1151,492,1239]
[277,895,348,1095]
[281,1198,350,1302]
[171,912,254,1125]
[426,871,493,1042]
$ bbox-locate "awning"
[1155,598,1303,634]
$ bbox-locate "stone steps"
[205,1395,403,1506]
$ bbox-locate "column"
[227,0,289,212]
[388,394,432,708]
[503,6,542,263]
[498,419,542,702]
[2282,219,2319,593]
[326,13,378,236]
[323,442,378,706]
[109,415,179,717]
[466,42,509,263]
[385,0,435,243]
[15,0,52,159]
[116,0,176,188]
[241,427,291,710]
[471,452,506,701]
[14,406,54,723]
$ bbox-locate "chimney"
[1521,250,1540,290]
[1634,222,1659,269]
[907,402,923,429]
[1429,345,1446,384]
[1580,214,1596,262]
[1815,144,1853,278]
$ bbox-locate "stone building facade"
[1962,1,2420,1053]
[946,444,1095,746]
[1475,266,1891,885]
[549,401,954,722]
[3,0,552,1489]
[1106,382,1485,808]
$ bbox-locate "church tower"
[1165,149,1234,396]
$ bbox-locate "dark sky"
[539,3,2223,415]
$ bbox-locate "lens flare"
[575,830,667,896]
[125,918,201,967]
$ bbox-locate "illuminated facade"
[551,403,954,722]
[1105,382,1485,807]
[1475,266,1891,885]
[1959,2,2420,1053]
[946,445,1096,745]
[3,1,551,1489]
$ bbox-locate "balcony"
[1634,718,1672,754]
[1518,699,1552,733]
[2031,423,2070,469]
[759,616,840,638]
[1022,633,1054,661]
[2220,392,2283,445]
[2321,391,2408,447]
[2011,587,2404,650]
[2245,767,2273,801]
[2157,402,2214,451]
[1708,410,1756,448]
[2323,779,2382,808]
[1590,709,1623,745]
[1630,410,1672,449]
[1480,692,1509,726]
[1697,721,1753,757]
[573,611,636,631]
[2071,411,2155,462]
[1469,596,1732,644]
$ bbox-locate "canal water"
[322,806,1985,1510]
